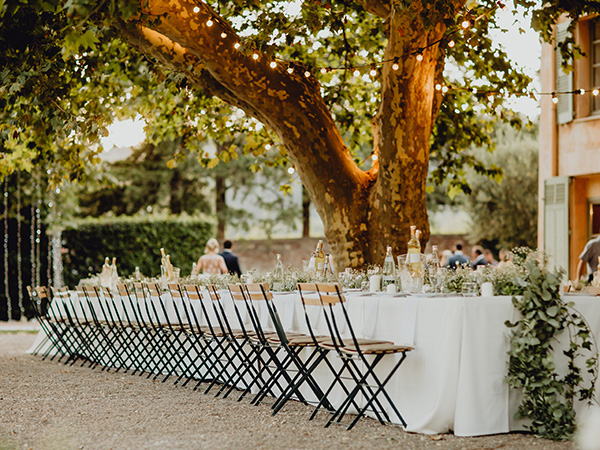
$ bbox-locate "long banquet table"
[28,289,600,437]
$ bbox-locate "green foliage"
[462,124,538,249]
[504,251,598,440]
[60,215,214,287]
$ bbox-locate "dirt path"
[0,332,574,450]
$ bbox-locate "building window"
[591,19,600,113]
[590,200,600,236]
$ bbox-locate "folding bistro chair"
[197,284,257,396]
[239,282,334,412]
[26,286,77,363]
[298,283,413,430]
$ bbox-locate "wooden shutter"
[544,177,570,273]
[556,21,574,124]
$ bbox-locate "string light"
[416,52,424,62]
[265,143,272,150]
[206,18,214,27]
[441,86,449,93]
[552,92,558,104]
[193,6,200,13]
[372,154,378,162]
[448,40,455,48]
[234,42,241,50]
[252,52,259,60]
[221,32,227,39]
[320,68,327,75]
[594,89,599,96]
[392,58,399,71]
[353,69,360,77]
[304,70,311,78]
[287,167,295,174]
[461,20,471,29]
[270,61,277,68]
[287,67,294,74]
[435,84,442,91]
[369,65,377,77]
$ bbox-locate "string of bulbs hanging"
[190,1,595,103]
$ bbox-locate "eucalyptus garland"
[505,257,598,441]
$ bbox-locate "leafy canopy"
[1,0,599,190]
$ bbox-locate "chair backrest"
[297,282,350,350]
[242,282,287,345]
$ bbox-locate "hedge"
[61,215,214,287]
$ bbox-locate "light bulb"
[287,67,294,74]
[353,69,360,77]
[372,154,378,161]
[252,53,259,60]
[320,68,327,75]
[441,86,449,93]
[416,53,424,62]
[234,42,241,49]
[580,88,586,95]
[193,6,200,13]
[461,20,470,29]
[392,62,399,71]
[448,40,455,48]
[594,88,599,96]
[435,84,442,91]
[552,94,558,104]
[270,61,277,68]
[369,67,377,77]
[221,32,227,39]
[304,70,311,78]
[265,144,272,150]
[287,167,295,174]
[206,19,214,27]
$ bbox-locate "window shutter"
[544,177,570,273]
[556,21,574,124]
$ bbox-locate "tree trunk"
[124,0,461,268]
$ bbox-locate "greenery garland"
[505,252,598,441]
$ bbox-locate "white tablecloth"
[28,290,600,436]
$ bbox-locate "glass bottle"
[407,226,422,277]
[307,251,316,272]
[382,246,396,289]
[427,245,441,292]
[273,254,284,290]
[110,257,118,282]
[314,240,326,276]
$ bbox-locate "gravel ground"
[0,332,575,450]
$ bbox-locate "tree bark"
[122,0,463,268]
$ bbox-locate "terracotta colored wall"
[539,17,600,279]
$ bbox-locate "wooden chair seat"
[338,343,415,355]
[318,338,394,349]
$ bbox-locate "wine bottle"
[315,240,326,276]
[407,226,422,277]
[382,246,396,288]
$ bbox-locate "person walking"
[192,238,228,275]
[220,240,242,277]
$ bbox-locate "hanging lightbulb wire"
[3,178,11,321]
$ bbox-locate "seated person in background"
[219,240,242,277]
[484,249,498,266]
[471,245,490,269]
[497,249,513,268]
[446,241,470,269]
[192,238,228,275]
